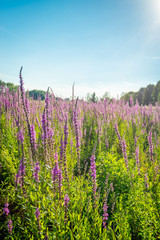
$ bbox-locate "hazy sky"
[0,0,160,98]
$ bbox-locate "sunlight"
[148,0,160,25]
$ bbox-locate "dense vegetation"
[121,81,160,105]
[0,72,160,239]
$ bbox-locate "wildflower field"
[0,70,160,239]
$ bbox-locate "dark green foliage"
[29,89,46,100]
[121,81,160,105]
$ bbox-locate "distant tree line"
[121,81,160,105]
[0,80,19,92]
[1,79,160,105]
[28,90,46,100]
[0,80,46,100]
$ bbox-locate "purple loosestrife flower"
[8,217,13,234]
[90,155,97,205]
[59,135,64,168]
[19,68,35,160]
[25,98,30,116]
[102,202,108,228]
[18,130,24,144]
[52,159,59,185]
[145,173,149,189]
[64,119,68,148]
[114,124,122,145]
[34,161,40,182]
[19,67,25,98]
[73,106,81,174]
[64,194,70,207]
[15,158,25,188]
[30,124,37,150]
[45,91,50,109]
[42,110,47,144]
[148,131,154,162]
[3,203,10,215]
[35,207,40,220]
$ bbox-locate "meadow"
[0,70,160,239]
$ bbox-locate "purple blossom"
[42,110,47,143]
[73,107,80,161]
[41,107,54,145]
[30,124,37,150]
[45,91,50,109]
[25,98,30,116]
[34,161,40,182]
[18,130,24,144]
[64,194,69,207]
[102,202,108,228]
[19,67,25,97]
[35,207,40,220]
[114,124,122,145]
[52,159,59,183]
[60,135,64,166]
[3,203,10,215]
[90,155,97,203]
[64,119,68,147]
[8,218,13,234]
[15,158,25,187]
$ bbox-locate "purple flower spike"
[19,67,25,96]
[90,154,97,205]
[148,131,154,162]
[15,158,25,187]
[103,203,108,228]
[18,130,24,144]
[64,194,70,207]
[30,124,37,150]
[3,203,10,215]
[8,218,13,234]
[35,207,40,220]
[114,123,122,145]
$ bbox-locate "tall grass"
[0,72,160,239]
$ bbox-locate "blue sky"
[0,0,160,98]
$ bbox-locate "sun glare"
[149,0,160,25]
